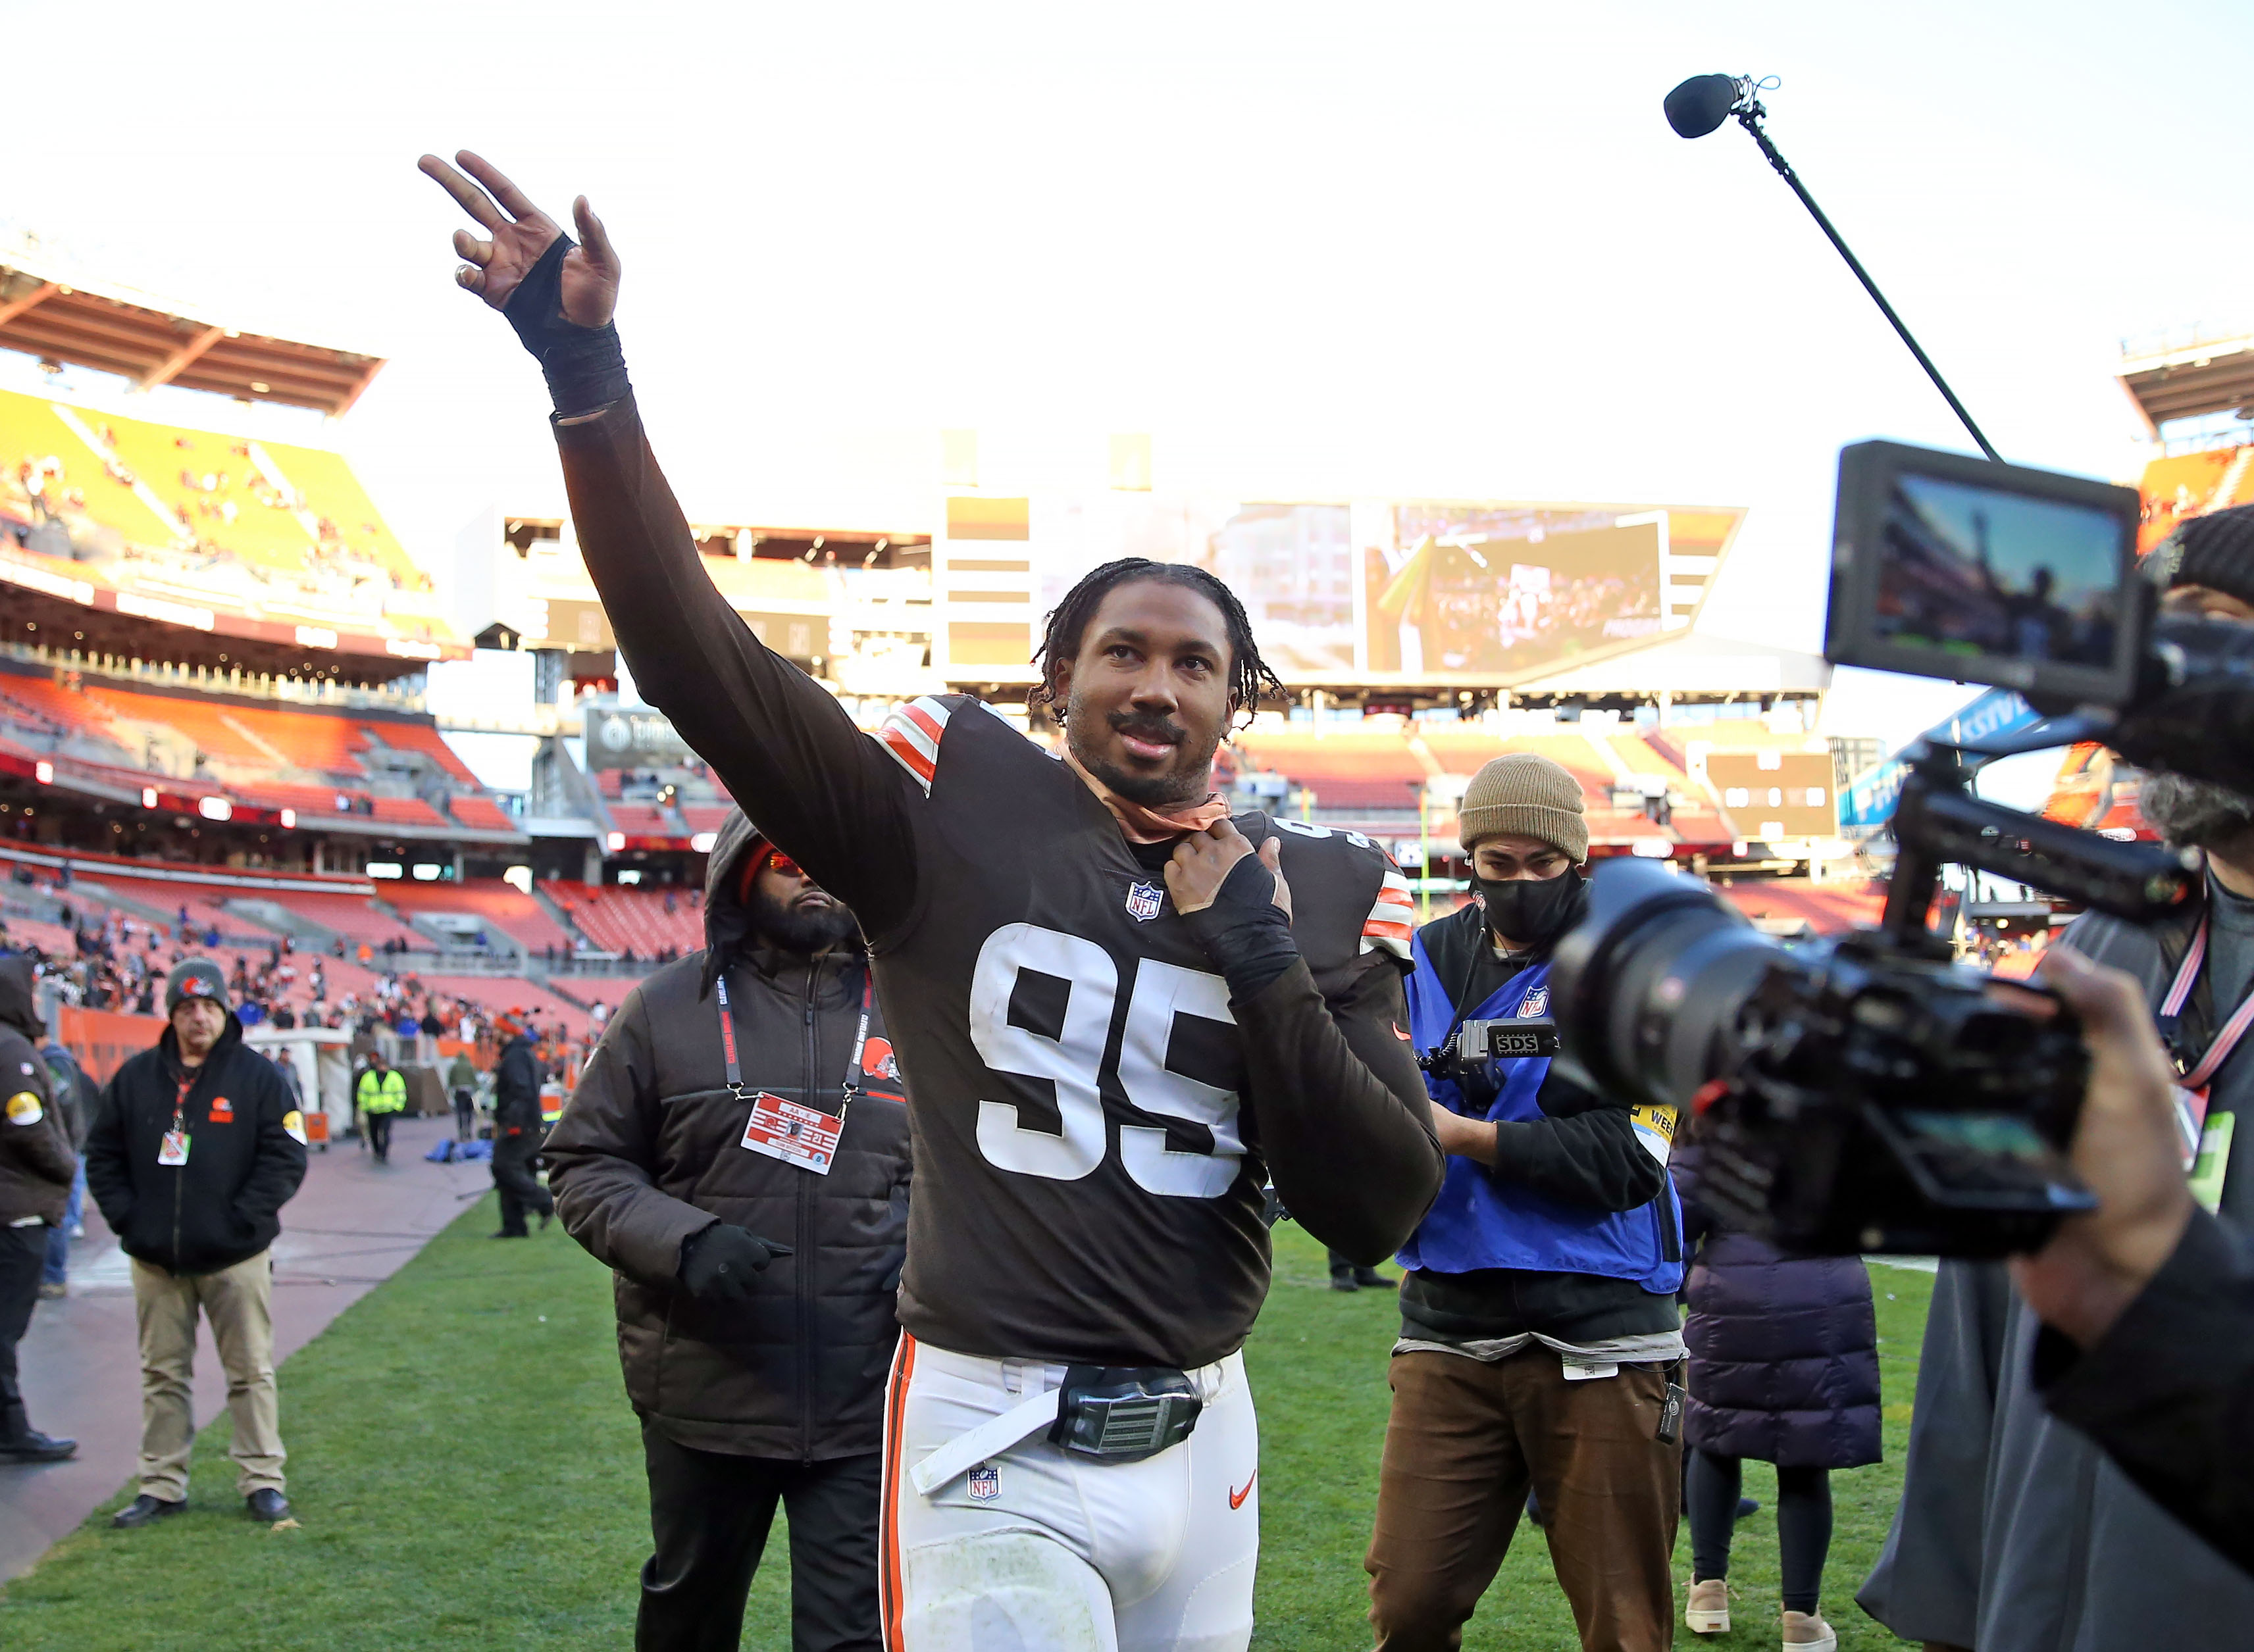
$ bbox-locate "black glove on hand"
[503,234,632,416]
[1180,852,1299,1002]
[678,1223,792,1304]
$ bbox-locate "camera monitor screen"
[1829,441,2143,706]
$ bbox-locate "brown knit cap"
[1458,752,1588,863]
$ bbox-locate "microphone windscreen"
[1664,74,1740,139]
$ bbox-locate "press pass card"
[740,1091,842,1175]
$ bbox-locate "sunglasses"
[763,848,806,880]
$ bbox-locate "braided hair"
[1026,558,1285,730]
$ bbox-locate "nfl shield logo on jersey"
[967,1463,1002,1503]
[1521,987,1550,1016]
[1125,881,1165,922]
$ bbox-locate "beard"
[1063,694,1221,809]
[2141,768,2254,856]
[749,886,859,955]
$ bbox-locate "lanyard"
[172,1074,193,1136]
[2159,916,2254,1091]
[715,964,875,1121]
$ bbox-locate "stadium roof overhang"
[2118,329,2254,436]
[0,238,385,417]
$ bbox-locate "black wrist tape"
[1181,854,1300,1001]
[502,233,631,416]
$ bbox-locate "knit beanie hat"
[1458,753,1589,863]
[165,958,230,1016]
[2155,503,2254,607]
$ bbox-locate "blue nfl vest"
[1396,928,1684,1293]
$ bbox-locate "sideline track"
[0,1114,486,1581]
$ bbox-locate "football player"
[423,151,1445,1652]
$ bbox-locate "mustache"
[1108,710,1186,747]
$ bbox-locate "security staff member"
[490,1015,553,1238]
[355,1049,406,1164]
[0,953,76,1463]
[545,810,910,1651]
[1368,754,1685,1652]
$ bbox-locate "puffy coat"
[0,956,76,1226]
[85,1013,307,1276]
[1674,1141,1882,1469]
[544,810,911,1460]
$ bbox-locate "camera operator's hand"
[2008,948,2195,1347]
[678,1222,792,1306]
[1429,1099,1497,1164]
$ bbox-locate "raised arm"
[419,151,920,934]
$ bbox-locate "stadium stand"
[550,976,639,1016]
[447,794,516,834]
[416,974,584,1028]
[1715,878,1885,936]
[680,803,733,836]
[0,659,519,836]
[548,882,703,959]
[383,878,575,957]
[0,913,82,957]
[605,803,677,838]
[1231,728,1431,811]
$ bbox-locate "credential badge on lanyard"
[159,1076,192,1167]
[717,969,873,1177]
[2159,918,2254,1214]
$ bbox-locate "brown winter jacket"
[0,957,76,1227]
[544,813,911,1460]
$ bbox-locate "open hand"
[1165,821,1292,923]
[417,150,620,325]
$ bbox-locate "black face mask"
[1474,866,1586,950]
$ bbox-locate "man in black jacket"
[1369,755,1686,1652]
[85,959,307,1527]
[489,1014,553,1238]
[0,953,77,1463]
[546,809,911,1651]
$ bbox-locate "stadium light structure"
[1664,73,2002,463]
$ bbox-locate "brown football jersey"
[870,695,1414,1366]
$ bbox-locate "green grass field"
[0,1201,1934,1650]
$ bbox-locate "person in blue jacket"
[1365,752,1686,1652]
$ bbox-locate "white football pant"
[881,1333,1260,1652]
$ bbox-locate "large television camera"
[1550,440,2254,1257]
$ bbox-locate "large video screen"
[936,492,1737,686]
[1367,506,1665,678]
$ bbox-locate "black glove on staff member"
[677,1224,792,1306]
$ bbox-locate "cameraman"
[1862,511,2254,1648]
[1365,755,1684,1652]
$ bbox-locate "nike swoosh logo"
[1229,1473,1256,1510]
[1391,1021,1411,1041]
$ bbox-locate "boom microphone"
[1660,71,2003,463]
[1663,74,1742,139]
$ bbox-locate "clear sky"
[5,0,2249,764]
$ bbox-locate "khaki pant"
[130,1250,286,1499]
[1366,1348,1680,1652]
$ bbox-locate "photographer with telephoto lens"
[1364,754,1686,1652]
[1862,508,2254,1643]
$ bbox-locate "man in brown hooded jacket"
[546,809,911,1652]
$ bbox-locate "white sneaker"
[1781,1609,1837,1651]
[1686,1578,1731,1634]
